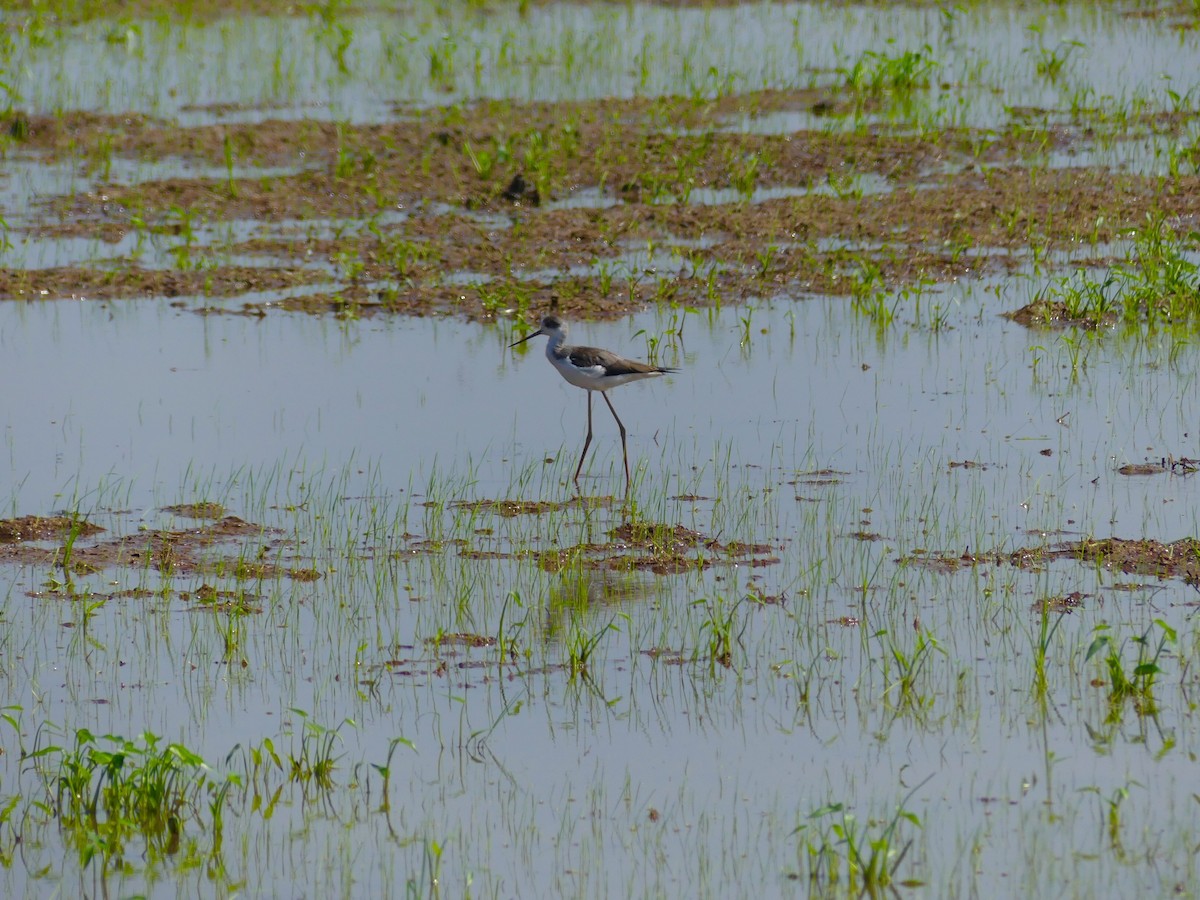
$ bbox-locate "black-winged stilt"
[509,315,678,492]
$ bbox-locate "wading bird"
[509,316,678,493]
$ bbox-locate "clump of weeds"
[875,628,944,712]
[28,725,237,874]
[1031,605,1068,697]
[693,595,747,670]
[1086,619,1176,719]
[793,776,930,895]
[844,44,937,97]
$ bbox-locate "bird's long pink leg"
[574,392,594,487]
[601,391,630,493]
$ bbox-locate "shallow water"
[3,1,1200,897]
[4,280,1196,528]
[3,276,1199,896]
[6,3,1199,125]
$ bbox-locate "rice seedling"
[406,837,444,899]
[164,204,206,272]
[222,131,237,198]
[793,777,930,895]
[874,627,944,712]
[1024,26,1084,83]
[309,1,355,76]
[1086,620,1176,718]
[428,34,457,92]
[1031,604,1068,697]
[285,711,352,792]
[738,307,755,347]
[727,149,762,199]
[843,44,937,97]
[693,595,745,670]
[850,264,897,329]
[565,615,622,681]
[32,726,235,873]
[1025,215,1200,329]
[368,736,416,814]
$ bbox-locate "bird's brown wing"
[567,346,676,375]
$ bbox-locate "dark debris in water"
[1004,297,1117,328]
[1117,463,1163,476]
[182,584,263,614]
[1032,591,1091,613]
[609,521,711,548]
[1117,457,1198,476]
[789,469,849,485]
[427,633,497,649]
[642,647,689,665]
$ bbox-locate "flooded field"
[2,1,1200,897]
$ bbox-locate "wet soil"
[0,515,104,542]
[539,520,779,575]
[0,507,774,602]
[904,537,1200,588]
[0,264,326,303]
[0,514,319,581]
[162,502,227,518]
[449,496,614,517]
[5,92,1200,321]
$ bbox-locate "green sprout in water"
[693,596,746,670]
[369,736,416,815]
[1031,604,1068,698]
[1023,24,1084,83]
[844,43,938,97]
[1030,215,1200,328]
[566,616,621,681]
[31,727,237,874]
[286,711,354,791]
[1086,619,1176,719]
[875,628,944,712]
[794,775,931,895]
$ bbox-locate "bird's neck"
[544,331,566,359]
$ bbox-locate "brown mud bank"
[5,92,1200,322]
[0,514,320,583]
[904,536,1200,591]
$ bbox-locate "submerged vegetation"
[1,0,1200,897]
[1010,216,1200,328]
[1,3,1199,325]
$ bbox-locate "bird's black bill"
[508,329,544,348]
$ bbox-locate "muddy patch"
[903,537,1200,586]
[181,584,263,614]
[537,521,779,574]
[427,632,496,649]
[163,502,227,518]
[0,515,104,542]
[0,514,318,581]
[1032,591,1091,613]
[6,94,1200,321]
[0,265,328,303]
[449,495,615,517]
